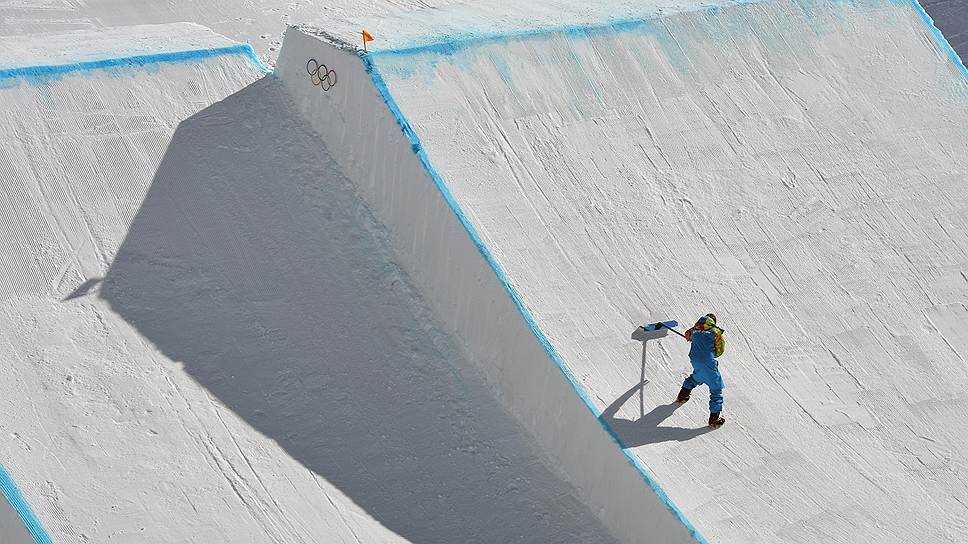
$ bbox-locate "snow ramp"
[1,21,625,544]
[0,23,268,542]
[276,0,968,542]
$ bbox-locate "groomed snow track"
[4,0,968,541]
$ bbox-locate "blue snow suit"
[682,327,725,413]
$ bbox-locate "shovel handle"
[655,322,689,339]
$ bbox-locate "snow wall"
[275,23,701,544]
[278,0,968,541]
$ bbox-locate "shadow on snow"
[600,381,712,448]
[99,76,618,543]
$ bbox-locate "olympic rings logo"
[306,59,337,91]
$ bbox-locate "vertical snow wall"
[275,26,701,544]
[280,0,968,542]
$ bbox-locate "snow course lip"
[0,43,269,82]
[356,0,967,85]
[360,0,965,80]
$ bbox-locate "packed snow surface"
[0,24,619,544]
[363,0,968,541]
[3,0,968,542]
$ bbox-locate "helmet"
[696,313,717,330]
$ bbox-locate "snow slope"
[1,23,622,544]
[5,0,968,541]
[276,0,968,541]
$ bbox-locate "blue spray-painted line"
[0,465,53,544]
[365,0,925,63]
[358,52,709,544]
[365,0,763,60]
[910,0,968,83]
[0,43,269,81]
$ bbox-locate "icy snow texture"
[285,0,968,542]
[0,24,620,544]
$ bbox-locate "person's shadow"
[600,381,712,448]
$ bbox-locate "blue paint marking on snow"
[368,0,910,82]
[488,52,515,88]
[366,0,776,61]
[910,0,968,83]
[367,0,917,63]
[368,16,652,60]
[0,43,269,83]
[0,465,53,544]
[359,51,710,544]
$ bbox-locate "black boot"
[708,412,725,427]
[676,387,692,404]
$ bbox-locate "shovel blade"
[632,320,678,341]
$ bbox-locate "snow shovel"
[633,320,687,341]
[637,320,726,342]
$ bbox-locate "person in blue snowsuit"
[676,313,726,427]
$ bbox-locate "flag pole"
[363,30,367,52]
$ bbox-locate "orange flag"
[362,30,374,51]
